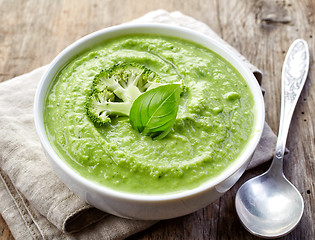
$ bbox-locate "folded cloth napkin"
[0,10,277,240]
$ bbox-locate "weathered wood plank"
[0,215,14,240]
[0,0,314,239]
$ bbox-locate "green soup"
[44,34,255,194]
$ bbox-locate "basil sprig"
[129,84,181,140]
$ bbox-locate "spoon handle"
[270,39,309,174]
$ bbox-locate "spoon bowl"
[235,39,309,238]
[236,170,304,238]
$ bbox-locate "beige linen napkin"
[0,10,276,240]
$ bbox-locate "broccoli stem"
[96,101,131,116]
[111,83,142,102]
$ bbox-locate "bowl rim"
[34,23,265,202]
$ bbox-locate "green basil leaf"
[129,84,181,140]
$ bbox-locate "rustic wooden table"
[0,0,314,239]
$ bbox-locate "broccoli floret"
[86,89,131,125]
[86,63,161,125]
[93,63,161,101]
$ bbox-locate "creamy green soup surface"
[44,34,255,194]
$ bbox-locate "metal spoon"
[235,39,309,238]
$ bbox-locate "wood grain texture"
[0,215,14,240]
[0,0,314,239]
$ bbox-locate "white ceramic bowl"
[34,23,265,220]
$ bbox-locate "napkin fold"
[0,10,276,240]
